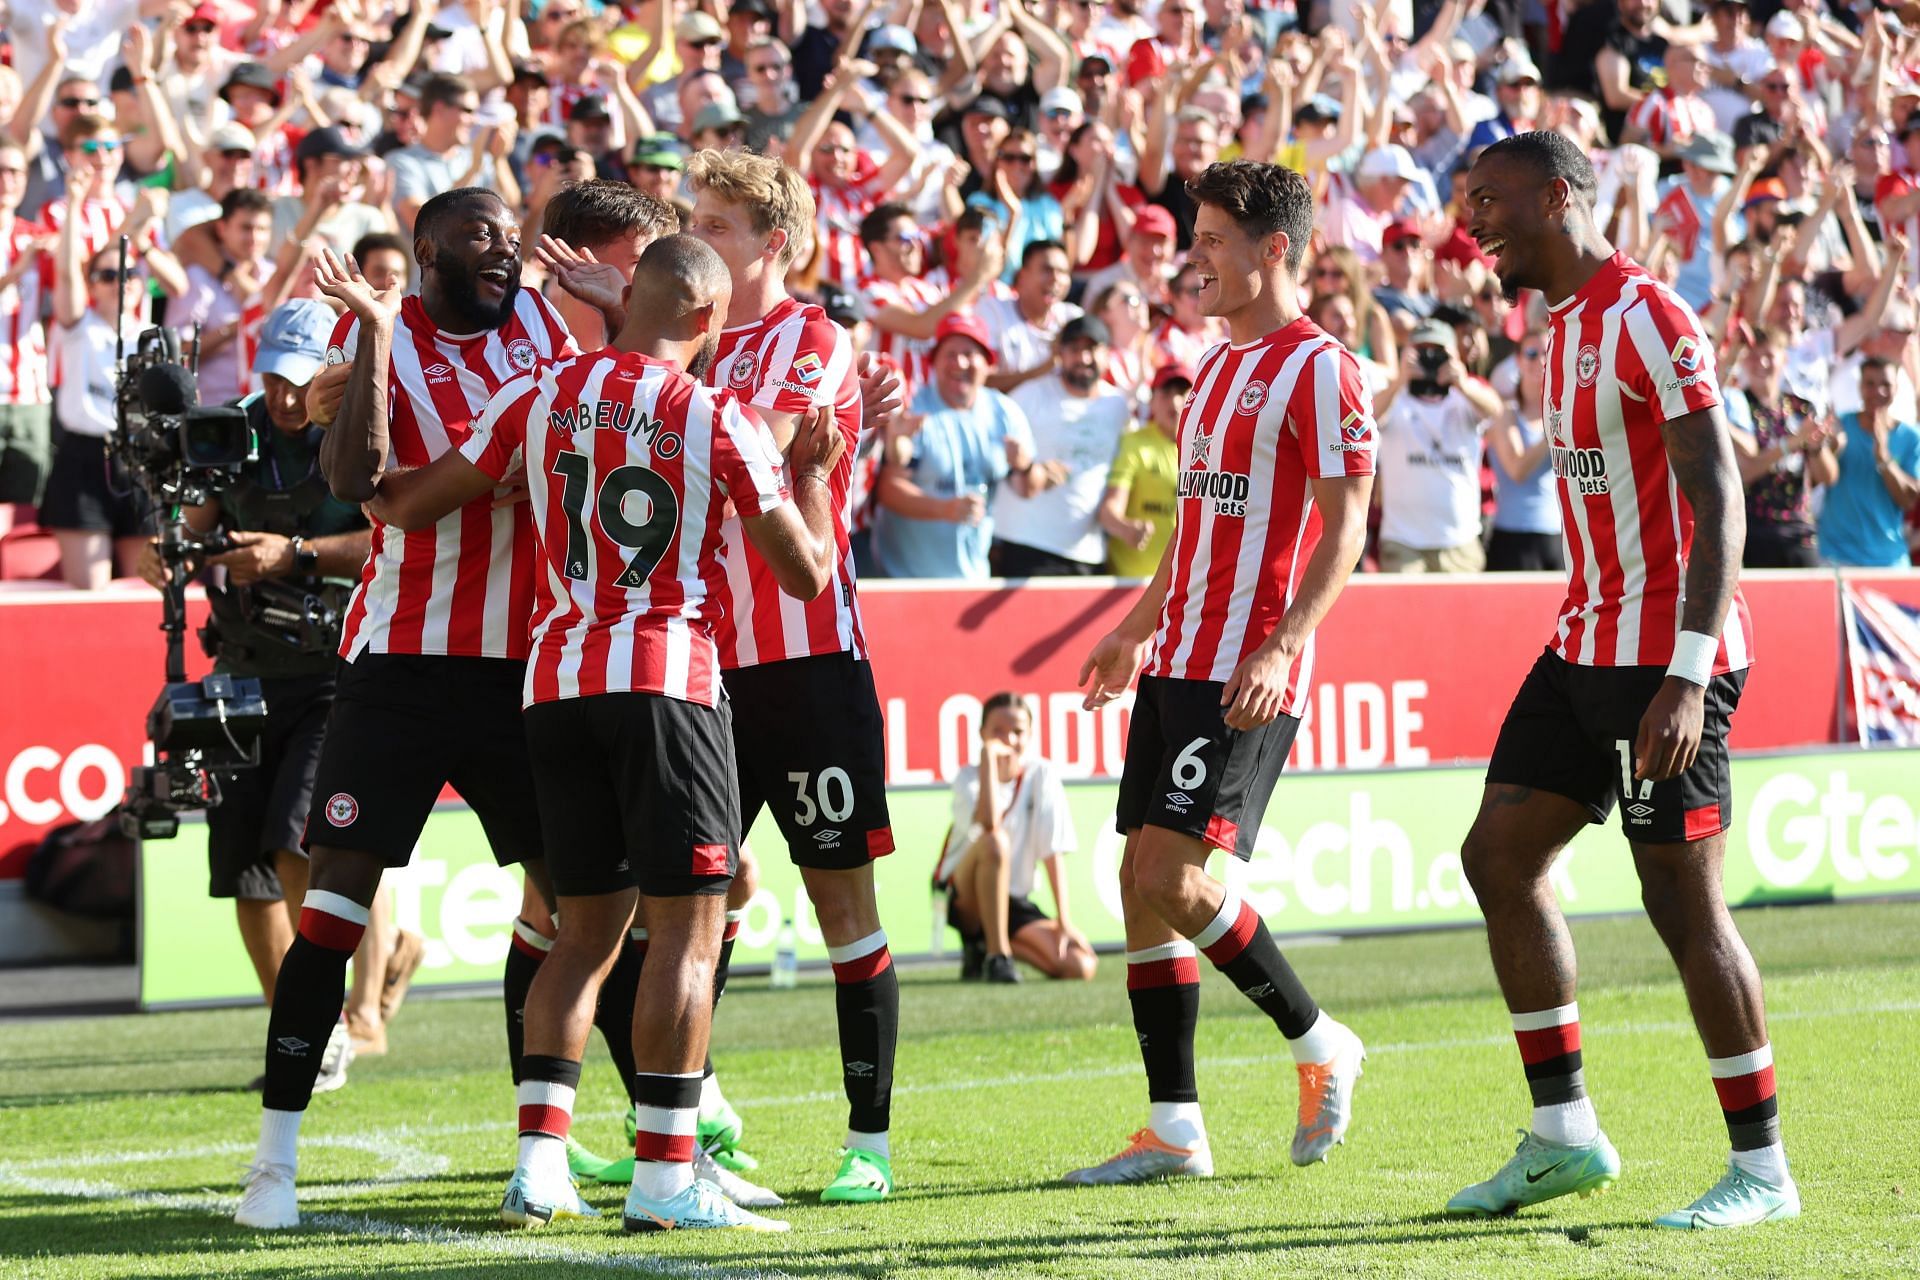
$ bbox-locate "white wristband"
[1666,630,1718,687]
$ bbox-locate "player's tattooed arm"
[314,249,395,503]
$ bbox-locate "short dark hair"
[1019,238,1068,271]
[1184,160,1315,274]
[418,72,475,116]
[352,231,409,264]
[981,692,1029,722]
[541,179,675,251]
[954,206,995,238]
[415,186,508,248]
[1860,353,1897,376]
[1478,129,1598,207]
[219,188,274,220]
[858,202,915,248]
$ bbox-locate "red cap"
[1382,219,1421,247]
[933,312,996,364]
[1744,177,1787,207]
[186,2,222,23]
[1152,363,1195,390]
[1133,205,1178,239]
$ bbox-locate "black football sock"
[1126,941,1201,1106]
[503,919,551,1085]
[828,930,898,1142]
[1193,888,1319,1039]
[261,890,368,1114]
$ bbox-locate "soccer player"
[369,233,844,1234]
[1447,131,1792,1230]
[686,148,901,1204]
[1072,161,1375,1185]
[234,188,582,1231]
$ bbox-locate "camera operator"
[135,299,400,1076]
[1372,320,1505,575]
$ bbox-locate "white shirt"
[52,311,143,438]
[994,374,1132,563]
[1788,327,1920,423]
[979,293,1082,376]
[165,189,224,243]
[936,756,1077,900]
[1700,40,1772,135]
[1377,386,1490,550]
[10,0,138,88]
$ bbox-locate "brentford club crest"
[1576,344,1601,387]
[506,339,538,372]
[728,348,759,391]
[324,792,359,827]
[1237,380,1269,415]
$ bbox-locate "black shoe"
[984,954,1021,984]
[960,936,987,981]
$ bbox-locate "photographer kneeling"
[137,300,407,1081]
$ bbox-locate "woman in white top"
[936,693,1097,983]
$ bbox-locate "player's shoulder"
[1618,267,1710,339]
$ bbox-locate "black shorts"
[726,651,894,870]
[524,692,739,898]
[1486,528,1565,572]
[305,653,542,867]
[1486,649,1746,844]
[947,892,1051,938]
[989,539,1101,577]
[39,430,152,537]
[207,671,334,900]
[1115,673,1300,859]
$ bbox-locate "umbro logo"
[844,1060,875,1077]
[1627,803,1655,821]
[1245,983,1275,998]
[1137,1033,1150,1047]
[1165,791,1192,812]
[423,362,452,377]
[614,860,630,872]
[274,1036,310,1055]
[813,828,843,845]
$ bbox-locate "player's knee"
[1062,949,1098,981]
[1129,846,1184,914]
[1637,866,1689,940]
[305,846,384,905]
[1458,826,1512,900]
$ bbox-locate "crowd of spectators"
[2,0,1919,589]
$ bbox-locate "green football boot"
[820,1147,893,1203]
[565,1135,617,1181]
[1446,1129,1621,1216]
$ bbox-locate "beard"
[1062,364,1101,393]
[441,265,521,330]
[688,331,720,381]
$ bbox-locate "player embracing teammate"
[1447,132,1796,1231]
[1073,161,1376,1184]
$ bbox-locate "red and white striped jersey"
[38,196,129,265]
[334,288,579,662]
[1147,317,1378,707]
[860,273,942,395]
[1151,317,1217,375]
[1626,88,1716,150]
[0,218,52,406]
[1541,251,1752,671]
[809,171,886,289]
[461,349,790,707]
[252,123,305,198]
[706,295,868,668]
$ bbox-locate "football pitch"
[3,900,1917,1279]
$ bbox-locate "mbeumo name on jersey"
[547,400,685,460]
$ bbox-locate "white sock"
[256,1108,303,1172]
[631,1159,694,1201]
[1532,1098,1600,1147]
[1148,1101,1206,1149]
[699,1072,728,1117]
[517,1133,568,1183]
[1730,1143,1790,1186]
[1285,1011,1345,1065]
[845,1128,889,1159]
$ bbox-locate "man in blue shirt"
[872,313,1037,579]
[1819,355,1920,566]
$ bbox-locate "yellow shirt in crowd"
[1106,424,1180,578]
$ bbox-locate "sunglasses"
[1761,81,1790,92]
[78,139,124,154]
[751,62,787,76]
[1313,267,1345,280]
[1045,108,1074,119]
[897,93,931,105]
[1000,152,1035,163]
[58,96,103,109]
[1521,346,1545,358]
[183,21,217,33]
[882,230,921,246]
[689,36,722,47]
[90,267,139,284]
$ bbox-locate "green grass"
[3,900,1918,1279]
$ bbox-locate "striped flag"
[1844,585,1920,745]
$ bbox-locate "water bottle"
[771,917,798,989]
[929,886,948,958]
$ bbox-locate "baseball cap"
[1058,314,1112,348]
[1765,11,1803,40]
[1677,131,1737,175]
[1296,93,1341,123]
[731,0,776,19]
[1497,56,1542,86]
[1744,177,1787,207]
[1078,49,1115,72]
[1382,219,1422,248]
[962,97,1012,122]
[867,24,917,56]
[1409,319,1459,355]
[691,102,746,133]
[253,299,336,387]
[1152,364,1195,391]
[819,284,865,326]
[294,125,369,165]
[512,60,552,87]
[568,93,612,123]
[1133,206,1178,239]
[221,62,282,105]
[631,135,686,169]
[1039,86,1084,117]
[208,122,257,154]
[184,3,222,25]
[933,312,996,363]
[675,11,725,43]
[1358,144,1423,182]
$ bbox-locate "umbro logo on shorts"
[844,1060,875,1077]
[1164,791,1193,812]
[813,828,843,846]
[274,1036,310,1055]
[1627,804,1655,822]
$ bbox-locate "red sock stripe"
[298,906,367,953]
[633,1131,696,1163]
[511,931,548,960]
[1514,1022,1582,1065]
[1127,955,1201,990]
[1711,1065,1777,1113]
[832,946,893,984]
[518,1104,572,1139]
[1199,901,1260,964]
[721,919,741,942]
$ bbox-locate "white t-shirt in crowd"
[936,755,1077,900]
[994,374,1133,563]
[1788,327,1920,424]
[1377,386,1491,550]
[9,0,138,88]
[980,293,1082,377]
[52,311,144,438]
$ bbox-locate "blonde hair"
[686,148,815,268]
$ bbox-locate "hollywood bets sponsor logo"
[1178,467,1251,516]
